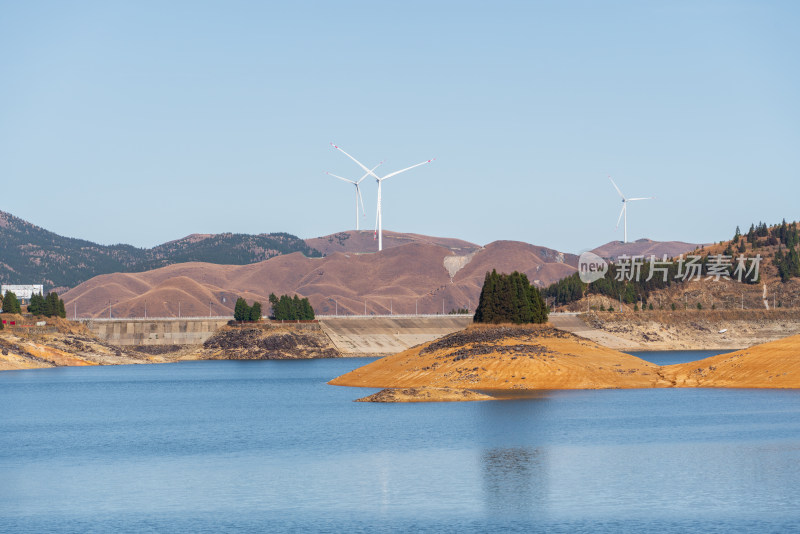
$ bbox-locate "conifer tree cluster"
[1,291,21,314]
[268,293,315,320]
[473,270,548,324]
[233,297,263,322]
[28,292,67,318]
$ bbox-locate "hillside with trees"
[0,210,321,291]
[545,220,800,310]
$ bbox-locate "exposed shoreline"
[550,310,800,351]
[332,324,800,401]
[5,316,800,404]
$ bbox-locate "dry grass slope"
[63,240,581,318]
[329,324,664,390]
[331,324,800,398]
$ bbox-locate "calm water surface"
[2,351,799,533]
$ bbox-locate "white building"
[1,284,44,303]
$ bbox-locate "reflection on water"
[477,389,551,400]
[2,357,800,532]
[629,349,734,366]
[481,447,545,517]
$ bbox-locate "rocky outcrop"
[202,325,340,360]
[356,387,494,402]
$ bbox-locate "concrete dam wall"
[318,316,473,355]
[85,315,474,353]
[84,318,231,346]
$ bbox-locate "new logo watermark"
[578,252,608,283]
[577,253,761,284]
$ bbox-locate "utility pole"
[144,300,147,319]
[364,300,366,315]
[209,301,212,317]
[179,301,181,318]
[741,291,744,310]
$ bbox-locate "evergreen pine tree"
[276,295,295,320]
[234,297,250,321]
[474,270,548,324]
[300,298,314,320]
[29,293,45,316]
[249,301,262,321]
[2,291,21,314]
[44,292,61,318]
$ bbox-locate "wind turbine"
[608,176,654,243]
[326,161,382,231]
[331,143,434,251]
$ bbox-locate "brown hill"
[591,238,702,260]
[453,241,578,287]
[662,334,800,388]
[63,240,579,318]
[305,230,481,256]
[569,223,800,315]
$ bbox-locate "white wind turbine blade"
[626,196,655,201]
[330,143,382,180]
[608,176,625,200]
[356,161,384,185]
[380,158,435,181]
[356,184,366,216]
[615,203,626,229]
[326,171,356,185]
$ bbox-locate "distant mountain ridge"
[0,210,704,302]
[63,240,580,318]
[590,239,703,260]
[0,211,321,291]
[305,230,481,256]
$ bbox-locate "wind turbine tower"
[608,176,654,243]
[331,143,434,251]
[326,161,382,231]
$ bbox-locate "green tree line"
[29,292,67,318]
[234,298,263,321]
[269,293,315,321]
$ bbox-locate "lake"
[2,351,800,533]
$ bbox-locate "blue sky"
[1,1,798,253]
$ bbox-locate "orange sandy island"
[329,324,800,400]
